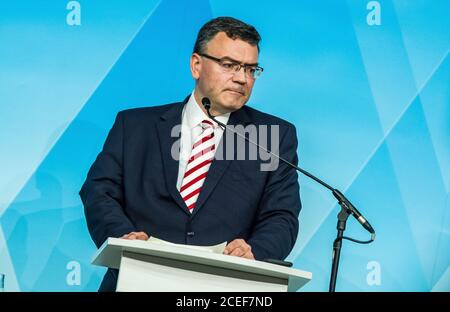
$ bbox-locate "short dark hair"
[193,17,261,54]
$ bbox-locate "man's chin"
[221,97,248,109]
[219,101,246,113]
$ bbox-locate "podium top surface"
[93,238,312,291]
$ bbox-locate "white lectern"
[92,238,312,292]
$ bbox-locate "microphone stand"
[203,100,375,292]
[329,192,352,293]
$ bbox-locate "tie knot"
[200,119,215,130]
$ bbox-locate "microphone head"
[201,97,211,111]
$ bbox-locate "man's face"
[191,32,259,115]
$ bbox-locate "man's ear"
[190,53,202,80]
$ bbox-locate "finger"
[230,243,252,257]
[229,247,245,257]
[228,241,251,256]
[135,232,149,240]
[224,244,239,255]
[242,250,255,260]
[224,239,245,254]
[230,244,251,256]
[121,233,133,239]
[127,234,138,240]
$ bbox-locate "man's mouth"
[225,89,245,96]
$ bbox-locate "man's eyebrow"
[221,56,259,67]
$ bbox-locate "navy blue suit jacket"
[79,97,301,291]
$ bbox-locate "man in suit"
[80,16,301,291]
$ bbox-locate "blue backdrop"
[0,0,449,291]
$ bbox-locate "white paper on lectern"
[147,236,227,254]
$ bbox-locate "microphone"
[331,189,374,234]
[201,96,375,235]
[202,97,211,111]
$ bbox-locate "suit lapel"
[191,106,252,218]
[156,98,191,215]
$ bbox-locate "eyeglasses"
[198,53,264,80]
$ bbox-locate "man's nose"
[232,66,247,84]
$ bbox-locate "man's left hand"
[223,239,255,259]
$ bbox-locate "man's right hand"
[121,231,149,240]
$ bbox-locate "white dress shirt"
[176,92,230,191]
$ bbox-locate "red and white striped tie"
[180,119,216,213]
